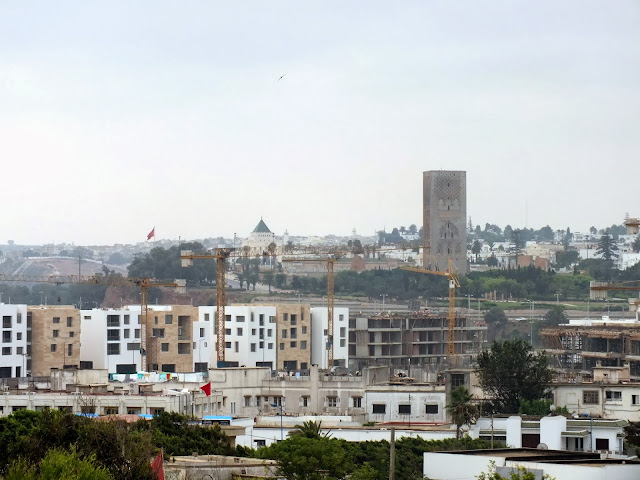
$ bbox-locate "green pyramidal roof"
[253,219,272,233]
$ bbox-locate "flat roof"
[432,448,640,465]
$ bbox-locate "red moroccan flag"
[151,452,164,480]
[147,227,155,240]
[200,381,211,396]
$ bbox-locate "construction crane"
[0,274,186,372]
[399,259,461,361]
[181,248,235,367]
[281,257,337,369]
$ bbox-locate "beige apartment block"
[28,306,81,377]
[275,304,311,372]
[147,305,196,373]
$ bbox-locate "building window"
[161,343,169,352]
[283,313,288,322]
[178,343,190,354]
[268,343,273,350]
[50,344,56,352]
[53,317,60,324]
[67,317,73,327]
[291,315,297,325]
[583,390,599,404]
[1,347,10,355]
[237,316,245,322]
[372,404,386,414]
[200,328,205,338]
[244,396,251,407]
[135,329,140,339]
[2,331,11,342]
[605,390,622,402]
[633,395,639,406]
[279,343,284,350]
[426,404,439,414]
[290,328,297,339]
[152,328,165,338]
[124,315,130,325]
[235,342,239,353]
[16,347,23,355]
[225,342,232,349]
[267,329,273,337]
[237,328,243,336]
[282,329,287,339]
[340,339,346,347]
[165,315,173,324]
[107,344,120,355]
[327,396,338,407]
[204,313,210,321]
[302,396,310,407]
[339,314,344,321]
[67,344,73,356]
[250,343,256,352]
[269,316,275,323]
[302,326,307,334]
[225,315,231,322]
[300,341,307,350]
[290,341,297,348]
[450,374,465,388]
[353,397,362,408]
[259,314,264,325]
[340,327,346,338]
[107,329,120,341]
[2,316,11,328]
[106,315,119,327]
[127,343,140,351]
[123,329,130,339]
[52,330,59,338]
[225,328,232,335]
[398,404,411,414]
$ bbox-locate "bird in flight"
[277,74,286,82]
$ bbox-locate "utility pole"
[388,428,396,480]
[555,293,561,305]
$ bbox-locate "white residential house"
[0,304,28,378]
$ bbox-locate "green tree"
[262,436,350,480]
[6,447,113,480]
[446,386,479,440]
[510,229,525,265]
[106,252,127,265]
[262,270,275,293]
[596,233,619,261]
[543,305,568,326]
[484,308,507,325]
[475,339,552,413]
[487,254,498,267]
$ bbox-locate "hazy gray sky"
[1,2,639,245]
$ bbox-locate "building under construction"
[348,311,487,371]
[540,313,640,380]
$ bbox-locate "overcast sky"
[1,2,639,245]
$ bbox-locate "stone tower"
[423,170,468,274]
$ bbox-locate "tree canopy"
[475,339,552,413]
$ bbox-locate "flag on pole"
[200,381,211,396]
[150,451,164,480]
[147,227,155,241]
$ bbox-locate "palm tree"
[472,240,482,263]
[288,420,326,439]
[446,386,479,440]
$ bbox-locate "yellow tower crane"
[0,274,186,372]
[399,259,461,361]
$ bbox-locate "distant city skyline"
[1,2,638,245]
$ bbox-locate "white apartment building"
[0,304,28,378]
[199,305,278,370]
[310,307,349,369]
[80,307,143,373]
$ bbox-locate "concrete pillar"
[506,416,522,448]
[540,415,566,451]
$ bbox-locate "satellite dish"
[537,443,548,450]
[550,404,556,412]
